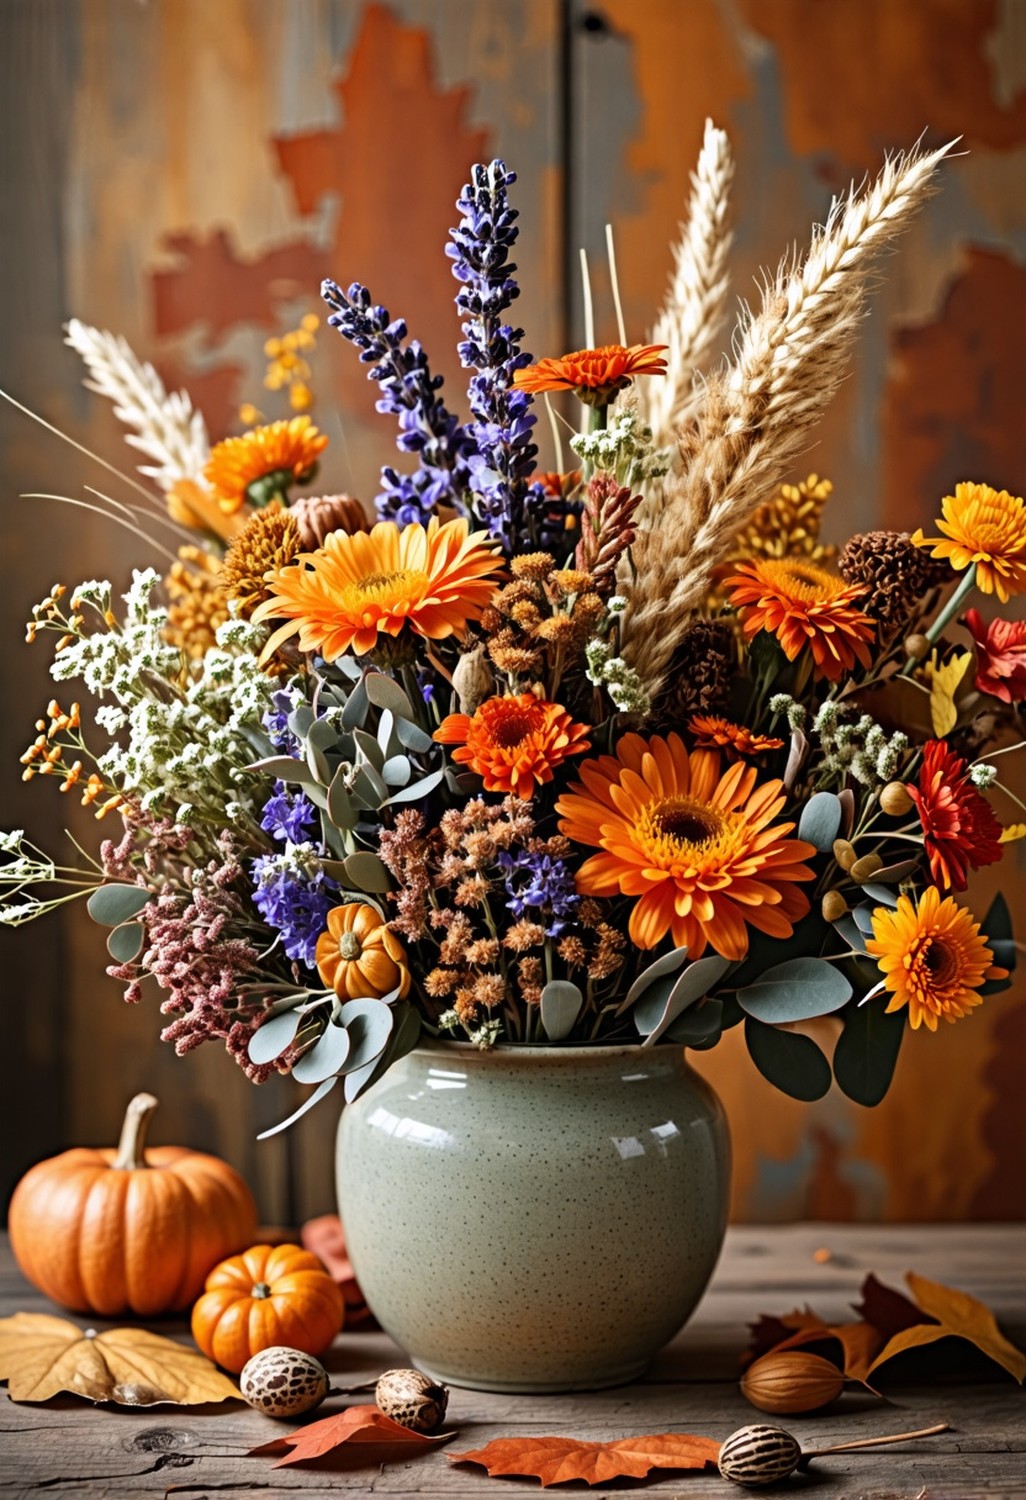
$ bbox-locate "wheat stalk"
[65,318,210,493]
[638,118,734,456]
[622,137,959,706]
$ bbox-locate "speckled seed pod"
[718,1425,802,1487]
[239,1346,329,1419]
[375,1367,449,1433]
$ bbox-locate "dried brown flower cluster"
[221,505,303,618]
[480,553,605,695]
[164,546,229,658]
[839,529,950,635]
[654,618,736,726]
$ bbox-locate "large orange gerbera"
[866,886,1006,1031]
[911,482,1026,602]
[251,515,503,660]
[435,694,591,798]
[555,732,816,957]
[688,715,784,758]
[512,344,668,404]
[205,417,329,515]
[725,558,875,681]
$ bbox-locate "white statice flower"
[970,763,999,789]
[570,408,670,487]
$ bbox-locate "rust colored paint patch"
[970,990,1026,1219]
[152,229,329,346]
[882,248,1026,534]
[740,0,1026,174]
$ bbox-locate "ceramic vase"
[336,1042,730,1392]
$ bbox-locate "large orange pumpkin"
[8,1092,257,1317]
[315,902,411,1000]
[191,1243,345,1373]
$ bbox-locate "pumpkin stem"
[112,1092,159,1171]
[251,1282,273,1299]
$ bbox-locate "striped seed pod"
[718,1424,802,1486]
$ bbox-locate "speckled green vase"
[336,1041,730,1392]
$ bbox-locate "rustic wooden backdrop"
[2,0,1025,1226]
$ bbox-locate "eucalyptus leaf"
[305,737,331,784]
[327,770,358,831]
[783,728,809,790]
[353,727,385,773]
[664,997,723,1045]
[292,1019,351,1085]
[798,791,843,852]
[248,754,317,787]
[106,922,143,963]
[738,956,852,1024]
[744,1016,832,1101]
[365,672,415,721]
[729,917,826,989]
[833,994,905,1106]
[338,997,395,1073]
[306,717,338,752]
[833,913,868,954]
[837,787,856,836]
[341,673,370,729]
[852,904,877,936]
[384,1001,422,1065]
[248,1008,303,1066]
[87,884,150,927]
[861,883,899,907]
[257,1077,337,1138]
[396,717,434,754]
[288,705,315,739]
[540,981,583,1041]
[382,755,412,788]
[342,851,392,893]
[343,1055,384,1104]
[616,946,689,1016]
[445,768,481,795]
[356,758,389,804]
[636,956,731,1044]
[869,856,919,883]
[386,767,445,805]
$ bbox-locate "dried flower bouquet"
[3,138,1022,1130]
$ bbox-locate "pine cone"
[653,619,735,726]
[838,530,950,634]
[290,493,369,549]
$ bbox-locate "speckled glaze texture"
[336,1042,730,1392]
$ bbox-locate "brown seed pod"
[239,1346,329,1419]
[375,1367,449,1433]
[849,851,884,883]
[879,780,914,817]
[740,1350,844,1415]
[832,838,857,871]
[718,1424,803,1486]
[820,889,848,923]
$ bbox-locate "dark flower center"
[651,803,719,847]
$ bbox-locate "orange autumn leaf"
[867,1273,1026,1383]
[0,1312,239,1405]
[745,1307,882,1384]
[250,1403,454,1467]
[450,1432,721,1486]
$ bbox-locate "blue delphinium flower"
[499,848,580,936]
[263,690,301,753]
[260,781,317,845]
[447,160,538,547]
[250,843,338,969]
[321,279,471,524]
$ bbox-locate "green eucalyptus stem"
[900,565,977,675]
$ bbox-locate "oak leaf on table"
[250,1403,455,1467]
[0,1312,239,1405]
[867,1272,1026,1383]
[450,1432,722,1486]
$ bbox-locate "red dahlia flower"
[965,608,1026,704]
[907,739,1003,891]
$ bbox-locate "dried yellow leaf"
[927,650,971,738]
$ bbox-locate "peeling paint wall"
[2,0,1024,1222]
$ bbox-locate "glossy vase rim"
[409,1038,697,1065]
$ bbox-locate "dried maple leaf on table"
[868,1272,1026,1383]
[450,1432,722,1486]
[250,1403,455,1468]
[854,1271,933,1339]
[0,1312,239,1405]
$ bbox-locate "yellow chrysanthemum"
[251,515,503,661]
[204,417,328,515]
[865,886,1006,1032]
[555,732,816,958]
[911,482,1026,603]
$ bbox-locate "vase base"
[411,1356,651,1395]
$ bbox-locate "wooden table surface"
[1,1224,1024,1499]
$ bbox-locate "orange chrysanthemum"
[725,558,875,681]
[251,515,503,660]
[512,344,668,404]
[435,694,591,799]
[688,715,784,758]
[866,886,1006,1032]
[204,417,329,515]
[555,732,816,957]
[911,482,1026,602]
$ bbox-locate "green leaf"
[616,946,689,1016]
[869,856,920,884]
[540,981,583,1041]
[327,773,358,833]
[861,883,899,907]
[798,792,843,852]
[87,884,150,926]
[288,705,315,738]
[292,1019,351,1085]
[396,717,434,754]
[248,754,317,787]
[833,995,905,1106]
[341,673,370,730]
[106,922,143,963]
[636,955,731,1044]
[729,917,826,989]
[364,672,416,720]
[353,727,385,773]
[257,1077,337,1138]
[248,1008,303,1066]
[744,1017,832,1101]
[385,767,445,805]
[833,913,868,954]
[304,737,331,784]
[664,997,723,1045]
[338,997,394,1073]
[738,957,852,1024]
[382,755,412,788]
[342,851,392,893]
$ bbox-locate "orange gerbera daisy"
[555,732,816,957]
[911,482,1026,602]
[688,715,784,758]
[725,558,875,681]
[512,344,668,405]
[204,416,329,515]
[435,694,591,798]
[251,515,502,660]
[866,886,1006,1032]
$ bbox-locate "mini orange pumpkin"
[315,902,411,1000]
[191,1242,345,1373]
[8,1092,258,1317]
